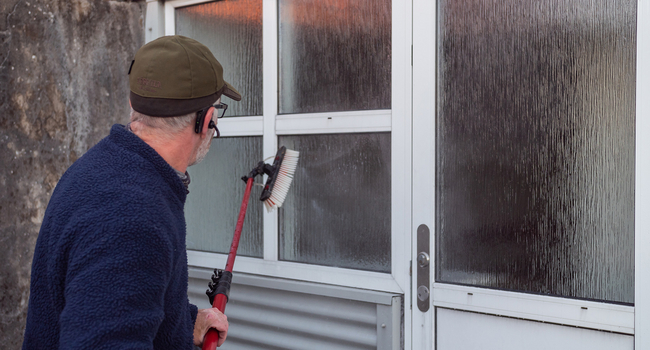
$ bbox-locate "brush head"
[260,147,299,212]
[241,146,299,211]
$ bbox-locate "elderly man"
[22,35,236,349]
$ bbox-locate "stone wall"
[0,0,145,348]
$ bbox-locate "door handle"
[417,224,430,312]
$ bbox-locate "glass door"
[413,0,638,348]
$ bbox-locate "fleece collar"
[109,124,188,202]
[124,123,191,192]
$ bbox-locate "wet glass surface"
[186,137,264,257]
[279,133,391,272]
[176,0,263,117]
[278,0,391,114]
[436,0,636,303]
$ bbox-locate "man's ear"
[200,107,215,137]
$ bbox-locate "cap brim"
[222,81,242,101]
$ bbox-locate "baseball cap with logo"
[128,35,241,117]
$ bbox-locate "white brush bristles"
[264,149,299,212]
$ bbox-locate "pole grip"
[202,329,220,350]
[201,293,229,349]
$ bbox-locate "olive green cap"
[129,35,241,117]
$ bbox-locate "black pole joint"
[206,268,233,305]
[240,146,288,201]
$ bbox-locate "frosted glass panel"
[436,0,635,303]
[278,0,391,114]
[176,0,262,117]
[186,137,263,257]
[279,133,391,272]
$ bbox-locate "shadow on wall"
[0,0,146,348]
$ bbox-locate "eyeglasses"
[212,102,228,119]
[207,103,228,138]
[195,102,228,137]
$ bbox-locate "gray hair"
[130,109,196,136]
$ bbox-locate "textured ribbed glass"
[279,133,391,272]
[436,0,635,303]
[185,137,263,257]
[175,0,262,117]
[278,0,391,114]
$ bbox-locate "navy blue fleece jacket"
[23,125,198,350]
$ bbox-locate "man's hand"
[194,308,228,347]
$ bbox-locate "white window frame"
[413,0,641,348]
[635,0,650,347]
[159,0,412,299]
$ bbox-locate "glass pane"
[186,137,264,257]
[436,0,635,303]
[279,0,391,114]
[176,0,262,117]
[279,133,391,272]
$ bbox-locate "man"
[22,35,237,349]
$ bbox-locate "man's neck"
[129,123,199,173]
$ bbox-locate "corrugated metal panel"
[188,269,401,350]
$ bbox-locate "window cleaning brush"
[260,147,299,212]
[202,146,299,350]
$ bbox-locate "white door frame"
[411,0,436,348]
[635,1,650,348]
[413,0,647,349]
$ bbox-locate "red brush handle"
[202,177,255,350]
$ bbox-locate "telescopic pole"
[201,177,254,350]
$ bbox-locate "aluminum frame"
[635,1,650,348]
[161,0,411,300]
[147,0,649,348]
[412,0,643,348]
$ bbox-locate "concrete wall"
[0,0,145,348]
